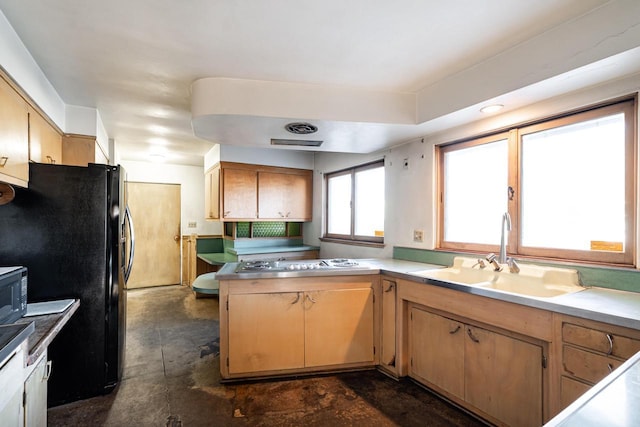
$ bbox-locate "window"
[325,160,385,244]
[438,98,636,265]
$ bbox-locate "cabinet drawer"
[560,375,591,409]
[562,322,640,359]
[563,345,622,384]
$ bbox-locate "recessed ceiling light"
[480,104,504,114]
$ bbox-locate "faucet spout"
[499,212,511,264]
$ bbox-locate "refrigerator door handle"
[124,205,136,283]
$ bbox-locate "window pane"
[355,166,385,237]
[443,139,509,244]
[521,113,626,251]
[327,174,351,235]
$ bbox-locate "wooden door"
[221,168,257,219]
[228,292,305,373]
[410,308,464,399]
[126,182,181,288]
[465,325,542,427]
[304,287,374,367]
[258,171,312,220]
[380,280,397,371]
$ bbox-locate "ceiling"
[1,1,639,166]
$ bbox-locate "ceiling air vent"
[284,122,318,135]
[271,139,323,147]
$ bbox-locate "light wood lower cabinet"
[220,275,377,379]
[229,292,305,373]
[410,306,543,427]
[411,309,464,399]
[379,279,398,376]
[553,314,640,416]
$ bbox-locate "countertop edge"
[14,299,80,365]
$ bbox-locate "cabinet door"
[0,77,29,184]
[204,166,220,219]
[0,349,24,427]
[28,108,61,164]
[304,287,374,367]
[465,325,542,427]
[258,171,312,220]
[24,353,50,427]
[221,168,257,219]
[228,292,304,373]
[380,280,397,372]
[410,308,464,399]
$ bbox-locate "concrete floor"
[48,285,486,426]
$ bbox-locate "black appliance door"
[0,163,117,405]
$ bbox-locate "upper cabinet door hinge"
[226,297,229,311]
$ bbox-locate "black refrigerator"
[0,162,135,406]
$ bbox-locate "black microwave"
[0,267,27,324]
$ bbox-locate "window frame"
[437,98,637,266]
[324,159,385,244]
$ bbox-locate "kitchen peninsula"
[217,258,640,426]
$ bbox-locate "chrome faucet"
[499,212,511,264]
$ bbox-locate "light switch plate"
[413,229,423,242]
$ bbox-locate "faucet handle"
[485,253,502,271]
[507,257,520,273]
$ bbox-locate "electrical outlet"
[188,221,197,228]
[413,229,423,242]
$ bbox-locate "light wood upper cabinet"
[258,171,312,220]
[0,76,29,186]
[61,134,108,166]
[221,167,258,219]
[28,107,62,164]
[205,162,312,221]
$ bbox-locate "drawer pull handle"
[0,156,7,167]
[467,328,480,343]
[608,363,614,373]
[306,294,316,304]
[449,325,461,335]
[384,283,394,292]
[606,333,613,355]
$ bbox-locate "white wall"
[0,10,65,129]
[310,74,640,265]
[119,160,222,236]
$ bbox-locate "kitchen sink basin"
[414,256,585,298]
